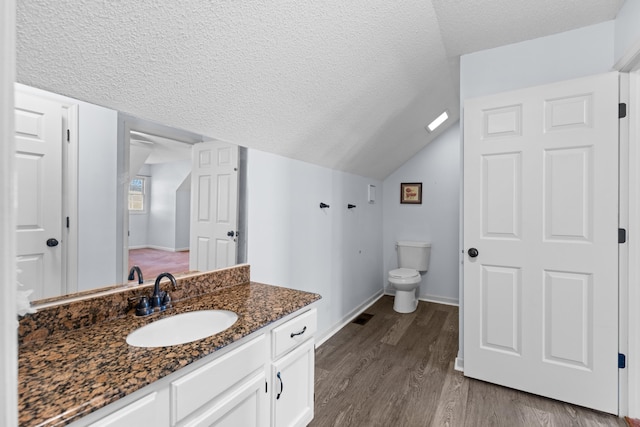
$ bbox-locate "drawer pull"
[276,371,284,400]
[290,326,307,338]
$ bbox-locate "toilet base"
[393,289,418,313]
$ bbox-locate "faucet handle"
[161,292,172,309]
[135,296,152,316]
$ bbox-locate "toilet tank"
[397,241,431,271]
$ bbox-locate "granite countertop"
[18,281,321,427]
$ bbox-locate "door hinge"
[619,103,627,119]
[619,228,627,244]
[66,217,70,228]
[619,353,626,369]
[66,129,70,141]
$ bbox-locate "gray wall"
[246,148,384,341]
[382,124,460,305]
[147,161,191,251]
[76,100,119,290]
[175,176,191,251]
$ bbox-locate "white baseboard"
[383,290,459,307]
[418,295,459,307]
[454,357,464,372]
[316,290,384,347]
[130,245,186,252]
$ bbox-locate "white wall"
[458,20,617,364]
[1,2,17,424]
[175,176,191,251]
[615,0,640,65]
[148,161,191,251]
[75,99,119,290]
[246,149,383,340]
[382,123,460,305]
[461,20,615,102]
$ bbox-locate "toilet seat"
[388,268,421,289]
[389,268,419,280]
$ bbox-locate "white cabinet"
[271,309,317,359]
[182,372,267,427]
[71,307,317,427]
[172,335,267,426]
[73,336,266,427]
[170,335,267,426]
[270,309,317,427]
[88,389,169,427]
[271,340,315,427]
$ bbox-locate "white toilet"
[388,241,431,313]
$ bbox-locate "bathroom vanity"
[17,266,321,427]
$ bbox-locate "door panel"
[190,141,238,271]
[15,92,64,299]
[481,152,522,239]
[464,72,619,413]
[481,265,521,356]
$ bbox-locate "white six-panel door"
[190,141,239,271]
[463,72,619,413]
[15,92,64,300]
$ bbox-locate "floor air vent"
[352,313,373,325]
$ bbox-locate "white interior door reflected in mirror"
[15,92,65,300]
[190,141,239,271]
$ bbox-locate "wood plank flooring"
[311,296,625,427]
[128,248,189,279]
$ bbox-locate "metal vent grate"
[352,313,373,325]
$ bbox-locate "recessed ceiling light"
[426,111,448,132]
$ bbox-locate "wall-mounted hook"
[320,202,330,209]
[347,204,356,209]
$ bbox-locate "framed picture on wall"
[400,182,422,204]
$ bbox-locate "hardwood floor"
[311,296,625,427]
[128,248,189,280]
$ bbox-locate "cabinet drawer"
[272,309,316,359]
[88,391,168,427]
[171,334,266,425]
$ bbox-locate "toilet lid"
[389,268,419,279]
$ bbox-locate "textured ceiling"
[15,0,623,179]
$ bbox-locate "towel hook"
[347,204,356,209]
[320,202,330,209]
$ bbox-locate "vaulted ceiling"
[16,0,624,179]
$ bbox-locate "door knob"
[46,238,59,247]
[227,230,235,237]
[468,248,479,258]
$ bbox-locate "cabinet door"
[271,340,315,427]
[172,335,266,425]
[89,390,169,427]
[182,372,267,427]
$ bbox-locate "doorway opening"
[125,127,194,282]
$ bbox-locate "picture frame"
[400,182,422,204]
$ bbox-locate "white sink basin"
[126,310,238,348]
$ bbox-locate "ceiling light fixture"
[426,111,449,132]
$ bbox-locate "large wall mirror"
[16,84,247,306]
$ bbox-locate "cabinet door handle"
[290,326,307,338]
[276,371,283,400]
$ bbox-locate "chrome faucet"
[128,265,144,284]
[134,272,178,316]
